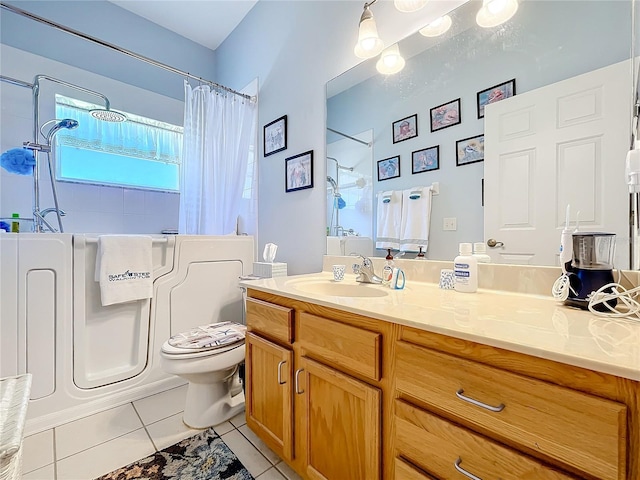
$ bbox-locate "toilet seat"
[161,321,246,359]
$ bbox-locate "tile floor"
[21,385,302,480]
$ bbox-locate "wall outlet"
[443,217,457,231]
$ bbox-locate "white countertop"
[241,272,640,381]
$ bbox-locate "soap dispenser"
[382,249,394,284]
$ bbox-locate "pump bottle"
[454,243,478,293]
[382,249,394,284]
[472,242,491,263]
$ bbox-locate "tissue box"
[253,262,288,278]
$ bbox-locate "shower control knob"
[487,238,504,248]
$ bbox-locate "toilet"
[160,322,247,429]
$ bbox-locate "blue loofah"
[337,197,346,209]
[0,221,9,232]
[1,148,36,175]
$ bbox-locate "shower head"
[46,118,79,144]
[89,108,127,123]
[327,175,341,197]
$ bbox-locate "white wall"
[214,0,466,274]
[0,45,183,234]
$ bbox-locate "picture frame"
[456,134,485,166]
[477,79,516,118]
[377,156,401,181]
[392,114,418,144]
[411,146,439,174]
[285,150,313,192]
[430,98,461,132]
[263,115,287,157]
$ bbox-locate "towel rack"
[84,237,169,244]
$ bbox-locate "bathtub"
[0,233,254,435]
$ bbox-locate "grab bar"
[84,237,169,244]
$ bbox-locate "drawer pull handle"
[454,458,482,480]
[456,389,505,412]
[277,360,287,385]
[295,368,305,394]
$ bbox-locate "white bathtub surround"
[1,234,255,436]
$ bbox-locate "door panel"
[485,59,631,267]
[245,332,293,461]
[302,358,381,480]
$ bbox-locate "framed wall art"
[392,114,418,143]
[430,98,461,132]
[264,115,287,157]
[412,146,439,174]
[378,156,400,181]
[456,134,484,166]
[477,79,516,118]
[285,150,313,192]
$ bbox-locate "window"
[54,95,183,192]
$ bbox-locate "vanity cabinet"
[245,294,385,480]
[245,289,640,480]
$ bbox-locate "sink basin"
[289,280,389,298]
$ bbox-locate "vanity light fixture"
[476,0,519,28]
[419,14,452,37]
[354,0,385,59]
[394,0,429,13]
[376,44,406,75]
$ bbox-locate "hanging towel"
[95,235,153,306]
[400,186,433,252]
[375,190,402,250]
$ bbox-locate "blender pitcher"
[565,233,616,310]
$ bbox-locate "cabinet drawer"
[298,313,381,381]
[394,400,576,480]
[246,297,293,344]
[394,457,436,480]
[395,341,626,480]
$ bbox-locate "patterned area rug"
[96,428,253,480]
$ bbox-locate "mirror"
[326,0,637,267]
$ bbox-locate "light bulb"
[394,0,428,13]
[354,12,384,59]
[419,15,452,37]
[476,0,518,28]
[376,44,406,75]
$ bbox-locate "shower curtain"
[179,81,256,235]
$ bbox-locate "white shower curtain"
[179,81,256,234]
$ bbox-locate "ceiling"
[108,1,259,51]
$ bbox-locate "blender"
[564,232,616,311]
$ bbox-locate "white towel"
[400,186,433,252]
[95,235,153,306]
[375,190,402,250]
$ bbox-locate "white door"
[484,60,631,268]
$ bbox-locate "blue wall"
[1,0,217,100]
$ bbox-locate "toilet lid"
[163,321,246,355]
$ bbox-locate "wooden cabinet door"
[299,357,381,480]
[246,332,294,461]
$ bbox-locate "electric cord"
[551,274,572,301]
[553,268,640,323]
[587,282,640,322]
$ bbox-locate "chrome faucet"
[352,254,383,284]
[40,207,66,218]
